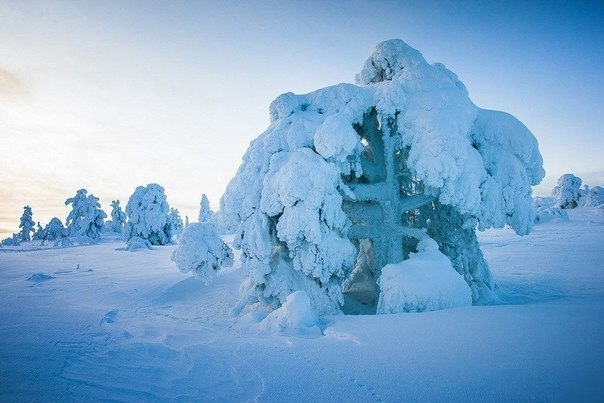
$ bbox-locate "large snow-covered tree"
[123,184,174,245]
[18,205,35,242]
[218,39,544,315]
[65,189,107,241]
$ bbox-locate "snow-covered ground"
[1,208,602,401]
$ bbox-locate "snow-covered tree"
[552,174,583,209]
[65,189,107,241]
[218,39,544,315]
[2,233,20,246]
[18,205,35,242]
[167,207,184,238]
[108,200,127,233]
[123,183,174,245]
[582,185,604,208]
[32,222,44,241]
[199,194,213,223]
[41,218,65,242]
[171,222,234,284]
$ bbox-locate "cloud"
[0,67,29,100]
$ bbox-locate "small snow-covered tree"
[167,207,184,238]
[2,233,20,246]
[552,174,583,209]
[123,183,173,245]
[18,205,35,242]
[65,189,107,241]
[171,222,234,284]
[218,39,544,315]
[109,200,127,233]
[32,222,44,241]
[41,217,65,242]
[199,194,214,223]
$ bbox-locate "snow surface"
[1,208,602,401]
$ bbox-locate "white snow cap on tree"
[552,174,583,209]
[218,39,544,315]
[171,222,233,285]
[123,183,174,245]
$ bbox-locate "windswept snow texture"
[0,209,602,401]
[219,39,544,314]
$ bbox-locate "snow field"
[1,208,603,401]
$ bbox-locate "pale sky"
[1,0,603,239]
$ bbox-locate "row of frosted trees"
[1,184,215,247]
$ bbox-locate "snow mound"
[377,238,472,313]
[258,291,323,337]
[534,207,569,224]
[126,236,153,251]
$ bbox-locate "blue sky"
[1,0,603,238]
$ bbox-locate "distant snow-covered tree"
[171,222,234,284]
[41,218,65,243]
[123,184,174,245]
[32,222,44,241]
[218,39,544,315]
[552,174,583,209]
[65,189,107,242]
[109,200,127,233]
[18,206,35,242]
[199,194,214,223]
[167,207,184,238]
[1,233,20,246]
[582,185,604,208]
